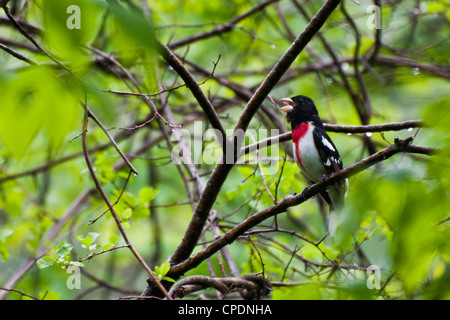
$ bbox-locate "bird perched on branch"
[280,95,348,236]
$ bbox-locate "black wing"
[312,126,343,175]
[312,126,346,209]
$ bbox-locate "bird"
[279,95,348,236]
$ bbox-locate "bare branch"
[1,4,70,73]
[235,0,343,133]
[168,274,271,299]
[0,42,36,65]
[157,41,227,143]
[100,54,221,102]
[375,54,450,80]
[243,120,426,155]
[80,103,172,300]
[167,0,279,49]
[86,108,139,175]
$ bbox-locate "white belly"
[293,123,324,183]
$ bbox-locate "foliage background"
[0,0,449,300]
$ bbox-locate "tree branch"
[243,120,426,156]
[375,54,450,80]
[81,104,172,300]
[0,42,36,65]
[168,273,270,299]
[235,0,342,133]
[167,0,279,49]
[157,40,227,144]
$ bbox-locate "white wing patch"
[321,136,336,152]
[329,156,342,165]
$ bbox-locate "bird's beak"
[279,98,294,112]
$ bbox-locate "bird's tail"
[327,178,348,237]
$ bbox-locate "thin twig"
[1,4,70,73]
[157,41,227,144]
[0,287,39,300]
[243,120,426,155]
[88,170,133,224]
[78,244,130,262]
[81,103,172,300]
[101,54,222,102]
[0,42,36,65]
[86,107,139,175]
[167,0,279,49]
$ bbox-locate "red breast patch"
[292,122,309,170]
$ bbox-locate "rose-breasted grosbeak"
[280,95,348,233]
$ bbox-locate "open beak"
[279,98,294,112]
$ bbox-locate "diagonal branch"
[1,3,70,73]
[167,0,279,49]
[157,41,227,144]
[86,107,139,175]
[0,42,36,65]
[81,104,172,300]
[235,0,342,133]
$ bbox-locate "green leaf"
[121,208,133,219]
[0,228,13,242]
[0,67,81,158]
[154,262,172,281]
[56,242,73,257]
[76,235,91,248]
[89,243,99,252]
[88,232,101,243]
[138,187,159,207]
[132,207,150,219]
[37,256,56,269]
[76,232,100,251]
[122,221,131,228]
[161,276,176,283]
[0,228,13,261]
[109,234,119,245]
[41,0,105,71]
[102,243,113,251]
[0,69,45,158]
[106,0,157,91]
[160,262,171,277]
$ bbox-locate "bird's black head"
[279,95,322,129]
